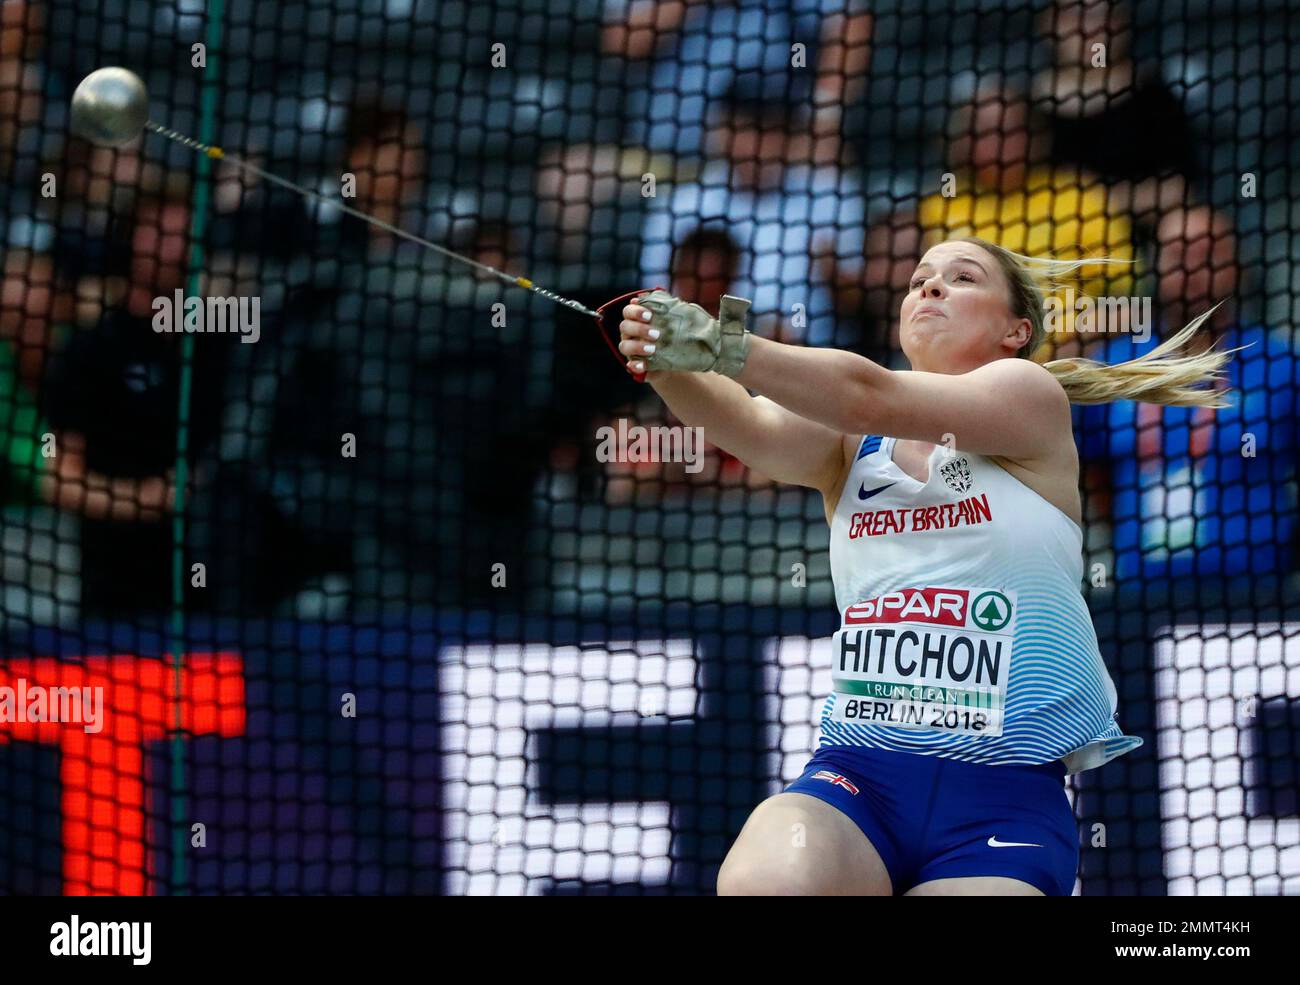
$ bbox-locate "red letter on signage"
[0,654,245,894]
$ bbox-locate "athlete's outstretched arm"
[731,336,1069,461]
[642,369,846,491]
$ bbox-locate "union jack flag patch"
[811,770,860,795]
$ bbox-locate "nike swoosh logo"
[858,482,895,501]
[987,837,1043,848]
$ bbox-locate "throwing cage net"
[0,0,1298,895]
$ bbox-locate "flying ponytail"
[960,236,1239,408]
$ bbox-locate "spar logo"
[844,588,968,627]
[970,591,1013,631]
[843,587,1014,630]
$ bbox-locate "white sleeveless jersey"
[824,434,1143,775]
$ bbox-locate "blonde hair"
[959,236,1239,408]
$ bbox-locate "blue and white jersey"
[825,435,1143,774]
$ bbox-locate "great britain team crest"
[939,456,973,495]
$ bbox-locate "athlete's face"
[899,242,1032,373]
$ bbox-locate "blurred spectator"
[809,3,874,131]
[194,92,550,612]
[0,248,66,391]
[1033,0,1198,233]
[670,226,740,314]
[600,0,702,61]
[601,227,771,501]
[442,219,551,601]
[189,98,430,615]
[639,92,868,349]
[206,149,302,264]
[341,101,426,250]
[532,140,654,286]
[46,135,146,285]
[0,247,79,629]
[0,1,40,65]
[0,0,44,183]
[1074,205,1300,580]
[606,0,872,161]
[854,78,1137,361]
[0,249,60,506]
[530,140,657,497]
[229,96,432,274]
[40,192,230,618]
[454,219,520,280]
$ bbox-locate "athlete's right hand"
[618,297,659,375]
[618,290,753,377]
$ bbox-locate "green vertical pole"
[170,0,225,896]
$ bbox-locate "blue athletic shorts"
[784,744,1078,896]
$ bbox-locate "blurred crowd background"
[1,0,1298,630]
